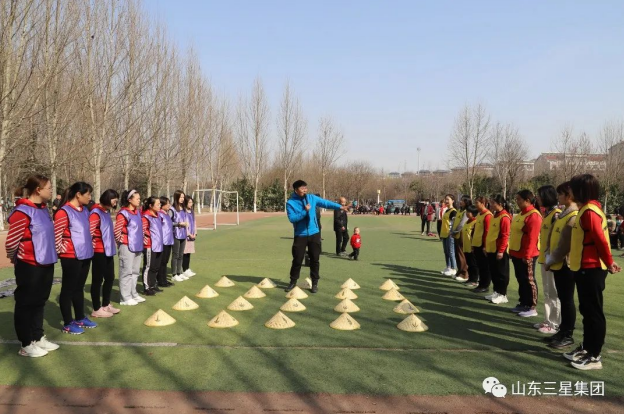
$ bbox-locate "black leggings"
[488,252,510,295]
[90,253,115,310]
[183,253,191,272]
[553,264,576,336]
[60,258,91,326]
[14,260,54,347]
[475,249,491,289]
[575,268,607,357]
[158,244,172,285]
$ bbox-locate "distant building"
[534,152,606,176]
[388,171,401,179]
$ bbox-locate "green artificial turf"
[1,214,623,395]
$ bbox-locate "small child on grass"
[349,227,362,260]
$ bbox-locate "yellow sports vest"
[538,208,561,263]
[440,208,456,238]
[471,210,493,248]
[451,210,465,239]
[462,219,476,253]
[570,203,611,271]
[485,211,511,254]
[509,208,541,252]
[549,209,578,271]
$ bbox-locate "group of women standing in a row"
[6,174,198,357]
[437,174,621,371]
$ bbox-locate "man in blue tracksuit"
[286,180,347,293]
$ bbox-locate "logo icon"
[483,377,507,398]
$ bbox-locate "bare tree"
[598,120,624,212]
[277,81,306,210]
[448,104,490,199]
[315,116,344,200]
[490,122,527,198]
[349,161,374,203]
[551,125,594,182]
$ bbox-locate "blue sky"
[144,0,624,172]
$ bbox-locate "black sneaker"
[543,331,563,343]
[144,289,156,296]
[571,354,602,370]
[153,287,163,293]
[310,284,318,294]
[161,282,174,288]
[284,282,296,292]
[549,336,574,349]
[563,344,586,361]
[472,287,488,293]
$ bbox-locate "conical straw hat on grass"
[334,298,360,313]
[208,310,239,328]
[144,309,176,327]
[243,285,267,299]
[280,298,306,312]
[335,288,358,300]
[172,296,199,311]
[299,277,313,289]
[379,279,399,291]
[341,278,361,289]
[196,285,219,299]
[382,288,404,301]
[330,313,361,330]
[215,276,235,288]
[397,314,428,332]
[265,311,296,329]
[257,278,277,289]
[393,299,420,314]
[285,286,309,299]
[227,296,254,311]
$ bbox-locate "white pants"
[541,263,561,328]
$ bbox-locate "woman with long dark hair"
[157,196,175,288]
[439,194,457,276]
[182,195,197,277]
[89,189,120,318]
[115,189,144,305]
[470,196,492,293]
[55,182,95,334]
[171,190,189,282]
[450,196,472,282]
[142,196,164,296]
[564,174,621,370]
[484,195,511,304]
[6,175,58,356]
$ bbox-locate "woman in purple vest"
[5,175,59,357]
[182,195,197,277]
[157,196,175,288]
[89,189,120,318]
[171,190,189,282]
[115,189,144,306]
[141,196,164,296]
[54,182,96,335]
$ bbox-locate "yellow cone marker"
[334,298,360,313]
[285,286,309,299]
[335,288,358,300]
[265,311,296,329]
[243,285,267,299]
[172,296,199,311]
[330,313,361,330]
[144,309,176,327]
[257,278,277,289]
[379,279,399,291]
[341,278,361,289]
[227,296,254,311]
[196,285,219,299]
[208,310,239,328]
[215,276,236,288]
[382,288,404,301]
[280,298,306,312]
[394,299,420,314]
[299,277,313,289]
[397,314,428,332]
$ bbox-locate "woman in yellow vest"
[440,194,457,276]
[462,205,480,287]
[564,174,621,370]
[450,196,472,282]
[535,185,562,335]
[471,196,493,293]
[509,189,542,318]
[484,195,511,304]
[544,182,578,350]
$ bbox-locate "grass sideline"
[0,215,623,396]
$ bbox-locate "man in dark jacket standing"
[334,197,349,256]
[286,180,347,293]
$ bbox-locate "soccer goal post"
[192,188,240,230]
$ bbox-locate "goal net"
[192,189,240,230]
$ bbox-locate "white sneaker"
[180,274,189,280]
[491,295,509,304]
[186,269,197,277]
[19,342,48,358]
[172,275,185,282]
[449,269,457,276]
[120,299,138,306]
[534,321,548,329]
[518,309,538,318]
[485,292,499,301]
[454,276,468,282]
[33,335,59,351]
[441,268,450,274]
[134,296,146,303]
[443,269,453,276]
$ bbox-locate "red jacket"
[351,234,362,248]
[89,204,106,254]
[5,199,50,266]
[496,210,511,254]
[510,206,542,259]
[578,200,614,269]
[422,204,435,221]
[54,203,87,259]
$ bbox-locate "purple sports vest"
[186,210,196,235]
[61,205,94,260]
[11,204,58,265]
[158,210,174,246]
[90,208,116,257]
[118,208,143,253]
[172,208,187,240]
[144,213,163,253]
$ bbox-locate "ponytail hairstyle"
[516,189,535,205]
[466,205,479,218]
[475,196,488,209]
[59,182,93,207]
[491,194,509,212]
[173,190,185,211]
[537,185,558,209]
[99,189,120,209]
[143,196,159,212]
[120,189,139,208]
[14,174,50,198]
